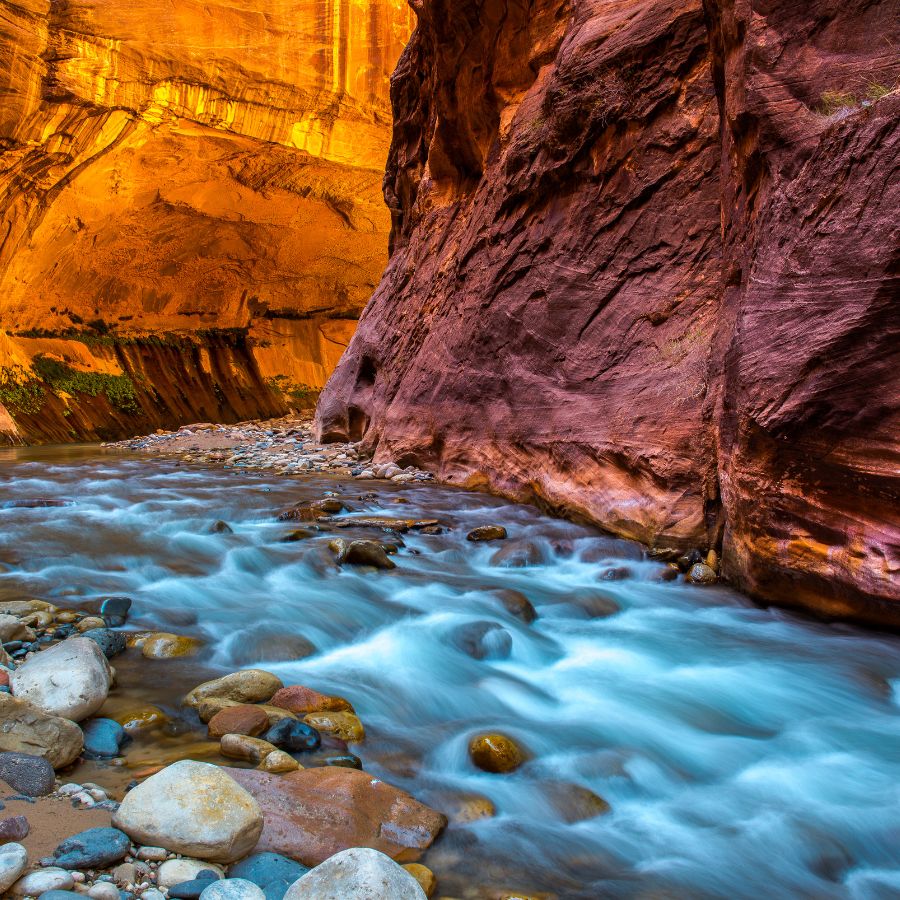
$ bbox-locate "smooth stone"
[9,866,73,896]
[185,671,283,708]
[142,891,167,900]
[489,539,546,568]
[270,686,352,715]
[81,629,127,659]
[9,637,111,721]
[466,525,507,542]
[136,846,168,861]
[490,588,537,623]
[468,733,525,773]
[0,615,34,643]
[210,521,234,534]
[228,852,307,890]
[677,549,705,571]
[302,711,364,743]
[115,706,168,733]
[141,633,201,659]
[0,815,30,841]
[30,892,82,900]
[87,882,121,900]
[260,751,300,773]
[208,705,270,739]
[99,597,132,627]
[220,734,278,764]
[0,751,56,796]
[687,562,718,584]
[341,541,396,569]
[226,767,446,866]
[543,782,611,823]
[113,761,263,862]
[0,842,27,894]
[447,621,512,660]
[283,848,426,900]
[82,719,127,759]
[403,863,436,897]
[261,719,320,753]
[75,616,107,632]
[169,871,221,900]
[157,860,224,890]
[227,630,316,668]
[52,827,130,868]
[198,878,265,900]
[321,753,362,770]
[0,695,84,768]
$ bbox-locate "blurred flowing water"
[2,446,900,899]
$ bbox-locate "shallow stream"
[2,446,899,899]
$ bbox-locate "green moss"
[266,375,318,407]
[0,366,45,414]
[817,91,858,115]
[31,355,140,414]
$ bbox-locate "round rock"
[0,695,83,768]
[208,705,269,739]
[0,751,56,796]
[157,859,225,889]
[261,719,321,753]
[8,866,74,896]
[185,671,283,708]
[52,826,131,868]
[0,842,27,894]
[468,732,525,773]
[81,718,127,759]
[283,848,426,900]
[199,878,266,900]
[228,852,307,890]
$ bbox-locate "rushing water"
[2,446,900,899]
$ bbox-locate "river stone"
[227,629,317,668]
[208,705,269,739]
[226,767,447,866]
[8,866,74,896]
[142,633,201,658]
[81,628,127,659]
[260,750,300,773]
[270,686,352,715]
[220,734,278,764]
[199,878,266,900]
[0,694,83,768]
[261,719,320,752]
[302,711,364,743]
[9,637,110,721]
[0,751,56,796]
[0,600,53,617]
[99,596,132,627]
[87,883,122,900]
[403,863,436,898]
[283,848,427,900]
[490,588,537,623]
[448,621,512,660]
[687,562,718,585]
[489,539,547,568]
[0,815,30,841]
[157,860,224,889]
[82,718,127,759]
[228,852,307,890]
[52,826,131,868]
[169,869,221,899]
[468,733,525,773]
[76,616,107,632]
[0,843,27,894]
[112,760,263,862]
[0,615,34,643]
[185,671,284,708]
[466,525,507,542]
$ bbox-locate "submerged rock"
[448,621,512,660]
[142,632,201,659]
[468,733,525,773]
[466,525,507,542]
[270,686,352,715]
[208,705,270,739]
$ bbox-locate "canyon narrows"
[316,0,900,625]
[0,0,413,443]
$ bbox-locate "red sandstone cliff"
[317,0,900,624]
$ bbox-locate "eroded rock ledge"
[316,0,900,624]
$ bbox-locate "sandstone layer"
[0,0,413,442]
[317,0,900,624]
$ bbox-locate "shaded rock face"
[317,0,900,624]
[0,0,413,443]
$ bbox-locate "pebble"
[87,882,122,900]
[9,865,74,896]
[136,846,169,861]
[0,842,28,894]
[0,814,30,841]
[157,860,224,890]
[198,878,266,900]
[469,733,525,773]
[0,751,56,796]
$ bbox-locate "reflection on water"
[2,446,900,899]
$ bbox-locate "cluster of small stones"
[105,417,434,483]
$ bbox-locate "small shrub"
[817,91,858,115]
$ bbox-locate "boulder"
[199,879,266,900]
[0,843,27,895]
[0,615,34,643]
[0,751,56,796]
[52,827,131,868]
[81,628,127,659]
[283,848,426,900]
[0,694,83,768]
[8,866,74,896]
[226,767,446,866]
[185,671,284,708]
[208,705,270,739]
[270,686,352,715]
[112,761,263,863]
[9,637,110,721]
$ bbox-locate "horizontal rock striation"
[317,0,900,623]
[0,0,413,442]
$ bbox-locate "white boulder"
[0,843,27,894]
[284,848,427,900]
[9,866,74,896]
[199,878,266,900]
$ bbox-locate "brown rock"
[115,706,169,733]
[490,589,537,624]
[220,734,278,764]
[185,670,284,708]
[302,711,365,743]
[226,766,447,866]
[467,526,507,542]
[260,750,300,773]
[208,705,270,739]
[270,686,353,716]
[0,814,30,842]
[141,633,201,659]
[468,733,525,774]
[403,863,437,897]
[0,694,83,769]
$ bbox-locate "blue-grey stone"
[228,853,307,889]
[168,871,220,899]
[0,752,56,796]
[81,629,127,659]
[262,880,293,900]
[100,597,132,627]
[35,892,83,899]
[82,719,127,759]
[261,720,320,753]
[52,826,130,868]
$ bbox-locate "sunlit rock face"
[0,0,413,441]
[317,0,900,624]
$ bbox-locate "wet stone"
[82,718,128,759]
[448,621,513,660]
[489,539,546,568]
[467,525,507,542]
[228,853,308,891]
[99,596,131,627]
[81,628,127,659]
[208,705,270,739]
[491,588,537,623]
[687,563,718,585]
[468,733,525,773]
[169,870,221,899]
[52,826,131,868]
[261,719,321,753]
[210,521,234,534]
[341,540,396,569]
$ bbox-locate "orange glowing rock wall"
[0,0,413,441]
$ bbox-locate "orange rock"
[270,685,353,715]
[468,733,525,774]
[207,704,270,739]
[226,766,447,867]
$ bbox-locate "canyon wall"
[317,0,900,624]
[0,0,413,441]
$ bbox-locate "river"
[2,445,899,899]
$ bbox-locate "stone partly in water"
[198,878,266,900]
[490,588,537,624]
[186,671,284,708]
[260,751,300,774]
[227,630,316,668]
[261,719,321,753]
[448,621,512,660]
[302,711,364,743]
[99,597,132,627]
[227,766,446,866]
[0,751,56,796]
[220,734,279,765]
[340,540,397,570]
[142,633,202,659]
[0,615,34,643]
[52,827,131,869]
[82,718,128,759]
[0,843,28,895]
[80,628,127,659]
[116,706,168,734]
[687,563,718,585]
[9,637,111,721]
[270,686,352,716]
[208,705,270,739]
[113,760,263,863]
[466,526,508,542]
[468,733,525,774]
[0,695,84,768]
[283,847,427,900]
